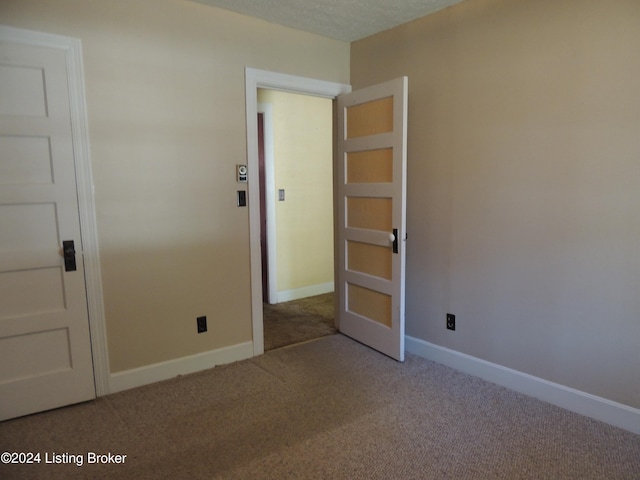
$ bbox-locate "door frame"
[245,67,350,355]
[0,25,110,396]
[256,103,278,304]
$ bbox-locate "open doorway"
[245,68,351,356]
[257,89,335,350]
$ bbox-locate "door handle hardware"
[63,240,77,272]
[392,228,399,254]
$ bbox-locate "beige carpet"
[1,334,638,480]
[263,293,336,351]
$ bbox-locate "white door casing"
[336,77,408,361]
[245,68,351,356]
[245,69,408,361]
[0,25,108,419]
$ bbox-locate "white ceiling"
[191,0,466,42]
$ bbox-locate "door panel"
[0,328,72,382]
[347,148,393,183]
[0,268,65,317]
[347,284,392,327]
[346,96,394,138]
[0,135,53,184]
[347,241,392,280]
[0,41,95,420]
[347,197,393,231]
[0,63,47,116]
[337,77,408,361]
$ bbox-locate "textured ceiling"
[191,0,466,42]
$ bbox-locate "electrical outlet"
[197,316,207,333]
[446,313,455,331]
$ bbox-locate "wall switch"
[237,190,247,207]
[278,189,285,201]
[197,316,207,333]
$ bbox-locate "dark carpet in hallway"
[263,293,335,351]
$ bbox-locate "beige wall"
[257,89,334,297]
[352,0,640,408]
[0,0,349,373]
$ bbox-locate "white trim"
[247,68,351,99]
[276,282,335,303]
[245,68,351,357]
[406,336,640,435]
[0,25,110,396]
[109,341,253,394]
[257,102,278,304]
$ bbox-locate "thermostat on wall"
[237,164,248,183]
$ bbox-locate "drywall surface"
[1,0,349,373]
[352,0,640,408]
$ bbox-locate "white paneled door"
[336,77,408,361]
[0,38,95,420]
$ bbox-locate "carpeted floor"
[1,334,638,480]
[263,293,336,351]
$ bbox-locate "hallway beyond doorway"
[263,293,335,351]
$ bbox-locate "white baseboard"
[109,341,253,394]
[405,336,640,435]
[276,282,334,303]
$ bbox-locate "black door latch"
[63,240,77,272]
